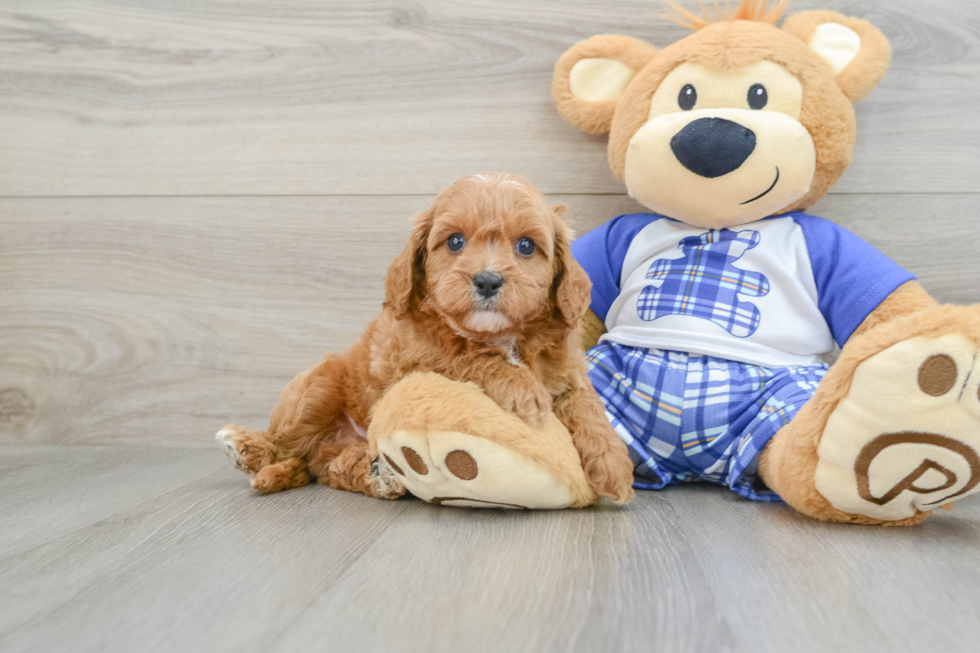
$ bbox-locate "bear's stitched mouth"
[739,167,780,205]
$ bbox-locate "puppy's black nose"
[473,271,504,299]
[670,117,756,178]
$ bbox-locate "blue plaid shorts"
[586,341,828,501]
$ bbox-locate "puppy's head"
[384,172,591,338]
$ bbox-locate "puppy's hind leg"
[216,426,309,492]
[217,354,352,493]
[216,425,277,476]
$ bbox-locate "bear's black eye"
[447,233,466,252]
[516,237,535,257]
[748,83,768,109]
[678,84,697,111]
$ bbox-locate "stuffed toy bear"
[548,0,980,525]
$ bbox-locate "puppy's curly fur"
[218,172,635,504]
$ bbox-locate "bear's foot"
[369,372,600,510]
[376,428,581,509]
[815,333,980,522]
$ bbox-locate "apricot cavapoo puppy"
[217,172,635,504]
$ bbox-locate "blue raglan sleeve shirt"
[793,214,916,347]
[570,213,664,321]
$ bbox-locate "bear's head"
[553,0,891,228]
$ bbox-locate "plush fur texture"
[782,11,892,102]
[579,309,607,352]
[219,173,635,504]
[553,35,658,135]
[850,281,939,338]
[665,0,790,31]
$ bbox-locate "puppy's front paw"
[505,382,553,426]
[583,444,635,505]
[370,456,407,500]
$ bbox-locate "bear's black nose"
[473,271,505,298]
[670,117,757,178]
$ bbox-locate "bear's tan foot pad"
[816,334,980,521]
[376,429,582,510]
[369,372,598,509]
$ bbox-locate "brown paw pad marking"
[918,354,958,396]
[855,431,980,507]
[401,447,428,475]
[445,450,478,480]
[383,454,404,476]
[393,447,478,480]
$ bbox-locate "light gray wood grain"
[666,486,980,653]
[272,490,735,653]
[0,445,223,559]
[0,446,978,653]
[0,448,411,653]
[0,0,977,196]
[2,193,977,448]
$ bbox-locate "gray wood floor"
[2,1,980,651]
[2,446,980,653]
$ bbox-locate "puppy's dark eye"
[748,83,768,109]
[678,84,697,111]
[447,233,466,252]
[516,237,535,257]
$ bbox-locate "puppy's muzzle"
[473,271,505,299]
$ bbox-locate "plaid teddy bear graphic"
[637,229,770,337]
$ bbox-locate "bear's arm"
[580,308,607,352]
[850,280,939,339]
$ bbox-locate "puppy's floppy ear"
[384,207,434,318]
[783,11,891,102]
[553,34,658,135]
[550,204,592,328]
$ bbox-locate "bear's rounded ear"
[783,11,891,102]
[553,35,658,135]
